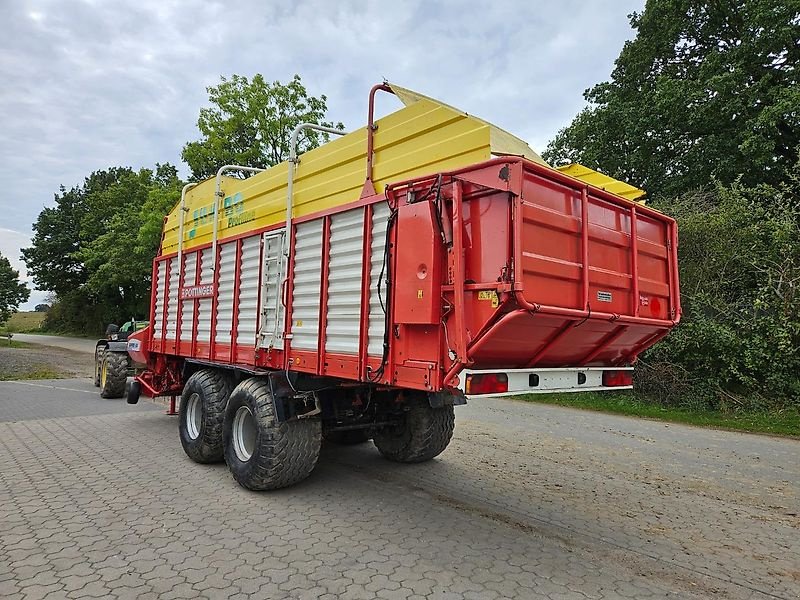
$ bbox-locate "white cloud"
[0,0,643,302]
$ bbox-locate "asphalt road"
[1,378,798,599]
[10,334,96,354]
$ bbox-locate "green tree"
[0,252,30,325]
[23,164,183,335]
[21,185,88,297]
[544,0,800,198]
[636,164,800,411]
[182,74,344,180]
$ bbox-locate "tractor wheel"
[179,369,232,464]
[322,428,371,445]
[99,352,128,398]
[373,397,455,463]
[93,347,105,387]
[224,378,321,491]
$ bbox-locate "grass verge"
[518,391,800,437]
[0,339,32,349]
[0,367,63,381]
[4,311,46,333]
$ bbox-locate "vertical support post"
[160,258,171,350]
[148,258,159,349]
[209,242,222,360]
[630,206,640,317]
[581,186,590,310]
[175,252,185,353]
[230,238,244,362]
[451,180,468,363]
[191,251,201,358]
[317,217,332,374]
[358,204,374,381]
[166,395,177,416]
[670,221,681,321]
[362,83,394,197]
[282,222,298,370]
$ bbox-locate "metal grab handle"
[211,164,267,270]
[280,277,290,307]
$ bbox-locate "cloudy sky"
[0,0,644,309]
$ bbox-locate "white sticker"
[597,291,613,303]
[127,339,141,352]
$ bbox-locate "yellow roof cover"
[389,83,548,166]
[556,163,646,203]
[161,84,554,255]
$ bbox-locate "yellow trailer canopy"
[160,85,643,256]
[556,163,646,203]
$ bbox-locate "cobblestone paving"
[1,378,797,599]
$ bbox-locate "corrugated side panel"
[367,202,390,356]
[259,230,286,349]
[215,242,237,345]
[152,260,167,339]
[165,257,179,340]
[291,220,323,350]
[325,208,365,354]
[236,236,261,347]
[179,252,198,344]
[196,248,213,343]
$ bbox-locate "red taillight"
[465,373,508,395]
[602,370,633,387]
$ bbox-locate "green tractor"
[94,318,148,398]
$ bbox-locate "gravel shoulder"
[0,343,94,380]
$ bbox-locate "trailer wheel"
[94,347,105,387]
[223,378,321,491]
[179,369,232,464]
[99,352,128,398]
[322,429,371,445]
[373,397,455,463]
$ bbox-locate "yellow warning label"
[417,290,423,299]
[477,291,499,308]
[295,320,303,327]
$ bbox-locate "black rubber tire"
[100,352,128,398]
[323,428,371,445]
[373,397,455,463]
[179,369,232,464]
[94,347,105,387]
[223,378,321,491]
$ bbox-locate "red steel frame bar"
[190,250,202,358]
[175,249,186,351]
[282,222,298,370]
[148,258,159,349]
[230,239,244,360]
[317,217,332,373]
[358,205,374,380]
[579,325,628,366]
[514,294,674,328]
[525,320,575,367]
[630,206,640,317]
[253,234,266,355]
[362,83,394,197]
[209,243,222,359]
[451,180,468,363]
[669,222,682,322]
[160,258,171,349]
[580,186,589,309]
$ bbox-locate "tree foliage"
[544,0,800,199]
[182,74,343,180]
[0,252,30,325]
[23,165,181,335]
[637,169,800,410]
